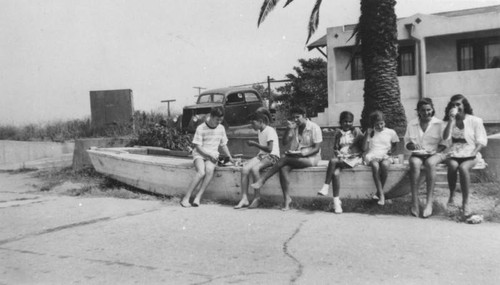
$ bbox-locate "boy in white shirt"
[235,112,280,209]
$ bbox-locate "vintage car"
[179,86,272,132]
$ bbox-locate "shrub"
[129,123,192,151]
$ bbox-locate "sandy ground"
[1,171,500,284]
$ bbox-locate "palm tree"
[258,0,406,134]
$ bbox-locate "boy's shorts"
[257,153,280,165]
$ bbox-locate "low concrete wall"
[0,140,74,166]
[482,133,500,181]
[73,137,132,170]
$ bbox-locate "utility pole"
[193,86,206,95]
[160,99,176,117]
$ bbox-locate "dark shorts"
[448,156,476,165]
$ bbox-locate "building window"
[397,46,415,76]
[351,55,364,80]
[457,37,500,70]
[351,45,416,80]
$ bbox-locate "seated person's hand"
[285,150,302,157]
[246,140,258,147]
[209,155,219,163]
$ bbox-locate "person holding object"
[234,112,280,209]
[443,94,487,216]
[362,111,399,206]
[404,98,448,218]
[181,107,234,207]
[250,107,322,211]
[317,111,364,213]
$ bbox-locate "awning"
[307,35,327,51]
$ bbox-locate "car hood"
[183,102,223,110]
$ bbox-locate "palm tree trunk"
[359,0,406,135]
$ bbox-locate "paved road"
[1,172,500,284]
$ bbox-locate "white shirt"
[258,126,280,157]
[367,127,399,158]
[444,114,487,147]
[404,117,446,152]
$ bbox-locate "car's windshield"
[197,94,224,103]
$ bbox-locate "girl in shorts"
[362,111,399,206]
[443,94,487,216]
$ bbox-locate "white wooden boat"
[87,146,414,202]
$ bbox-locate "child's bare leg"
[370,161,384,205]
[446,159,459,206]
[248,159,272,209]
[408,156,423,217]
[181,158,205,207]
[318,158,338,196]
[279,165,293,210]
[250,157,286,189]
[235,158,259,209]
[332,167,341,197]
[192,160,216,206]
[378,159,391,205]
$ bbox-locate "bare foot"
[248,198,261,209]
[422,204,433,218]
[192,197,200,207]
[447,197,455,207]
[377,195,385,206]
[180,200,191,208]
[410,206,419,217]
[250,180,263,190]
[463,204,471,217]
[281,197,292,211]
[234,199,249,209]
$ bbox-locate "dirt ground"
[19,167,500,224]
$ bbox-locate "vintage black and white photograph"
[1,0,500,284]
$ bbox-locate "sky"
[2,0,500,125]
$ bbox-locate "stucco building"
[307,5,500,127]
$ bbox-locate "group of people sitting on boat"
[180,94,488,218]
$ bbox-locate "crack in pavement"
[0,199,56,209]
[190,271,268,285]
[0,207,161,246]
[283,220,306,284]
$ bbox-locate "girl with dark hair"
[443,94,487,216]
[404,98,447,218]
[362,111,400,206]
[317,111,364,213]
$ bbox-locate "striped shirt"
[192,122,228,159]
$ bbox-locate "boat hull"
[87,147,413,201]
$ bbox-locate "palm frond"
[258,0,281,27]
[305,0,323,44]
[283,0,295,8]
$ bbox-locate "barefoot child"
[180,107,233,207]
[317,111,364,213]
[234,112,280,209]
[362,111,399,206]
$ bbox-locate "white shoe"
[333,197,343,214]
[317,184,329,196]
